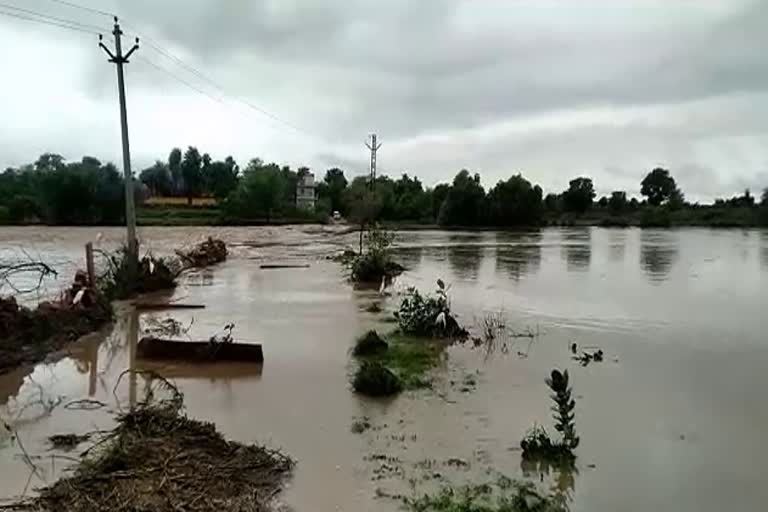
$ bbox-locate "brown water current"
[1,225,768,511]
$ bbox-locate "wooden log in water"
[259,264,311,269]
[137,337,264,363]
[134,303,206,311]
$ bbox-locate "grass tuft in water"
[405,479,567,512]
[351,331,446,395]
[353,361,403,396]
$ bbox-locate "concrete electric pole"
[100,17,139,272]
[365,134,381,195]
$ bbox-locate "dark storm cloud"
[1,0,767,199]
[106,0,768,141]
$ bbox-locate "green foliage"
[641,168,680,206]
[639,207,671,227]
[349,226,404,283]
[352,361,403,396]
[202,156,239,200]
[395,280,468,339]
[351,330,443,391]
[139,161,173,196]
[317,168,348,214]
[438,170,486,226]
[487,174,544,226]
[561,177,595,213]
[168,148,183,195]
[223,162,285,222]
[0,155,126,225]
[405,480,567,512]
[99,247,177,300]
[181,147,203,204]
[521,369,578,464]
[353,330,389,356]
[547,370,579,450]
[608,191,627,213]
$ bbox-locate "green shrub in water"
[352,361,403,396]
[521,369,579,464]
[395,280,468,339]
[349,226,404,283]
[353,330,389,356]
[100,246,177,300]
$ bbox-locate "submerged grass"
[351,331,446,395]
[405,479,568,512]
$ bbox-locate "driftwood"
[137,337,264,364]
[259,263,311,269]
[134,303,206,311]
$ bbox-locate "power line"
[135,55,225,105]
[121,21,321,139]
[0,2,105,32]
[0,6,99,34]
[43,0,114,18]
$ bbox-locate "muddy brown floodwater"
[1,226,768,511]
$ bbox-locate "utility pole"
[365,133,381,196]
[100,18,139,272]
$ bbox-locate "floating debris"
[7,398,293,512]
[176,237,227,268]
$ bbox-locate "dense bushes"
[0,155,126,225]
[395,280,468,339]
[349,226,404,283]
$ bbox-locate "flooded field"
[1,226,768,511]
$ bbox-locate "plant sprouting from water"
[546,370,578,450]
[521,369,578,464]
[349,225,404,283]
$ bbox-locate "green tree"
[438,170,486,226]
[317,168,348,215]
[36,157,124,225]
[486,174,543,226]
[562,177,595,213]
[181,146,203,204]
[139,161,172,196]
[762,188,768,206]
[392,173,429,221]
[225,163,284,221]
[429,184,450,223]
[641,168,679,206]
[608,191,628,213]
[34,153,65,173]
[544,193,560,212]
[168,147,183,195]
[203,156,239,200]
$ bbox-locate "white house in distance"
[296,172,316,211]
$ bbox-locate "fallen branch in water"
[3,389,294,512]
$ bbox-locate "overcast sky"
[1,0,767,201]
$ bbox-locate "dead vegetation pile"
[5,398,294,512]
[0,276,112,374]
[176,237,228,268]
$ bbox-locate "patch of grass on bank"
[380,334,445,389]
[137,206,222,226]
[351,331,446,395]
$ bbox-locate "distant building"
[296,172,316,211]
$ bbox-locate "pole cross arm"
[123,38,140,62]
[98,41,117,62]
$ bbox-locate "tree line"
[2,148,767,226]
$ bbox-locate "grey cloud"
[102,0,768,141]
[1,0,767,200]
